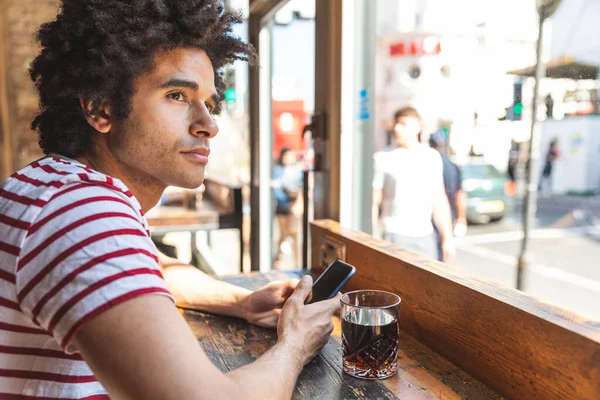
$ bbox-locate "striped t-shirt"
[0,156,174,398]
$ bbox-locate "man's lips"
[182,148,210,163]
[182,148,210,156]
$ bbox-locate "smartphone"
[308,260,356,304]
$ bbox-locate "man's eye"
[206,103,215,113]
[167,91,186,102]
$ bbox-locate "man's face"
[109,48,219,189]
[393,116,421,145]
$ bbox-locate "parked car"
[461,163,515,224]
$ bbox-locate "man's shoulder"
[1,157,141,219]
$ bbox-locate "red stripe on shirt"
[0,344,83,360]
[62,287,171,348]
[27,196,135,235]
[0,241,20,256]
[52,157,71,165]
[19,212,141,271]
[11,173,63,188]
[32,162,71,176]
[0,368,97,383]
[31,247,158,320]
[0,321,49,335]
[0,297,20,311]
[0,188,47,207]
[48,268,163,332]
[48,181,135,206]
[0,268,16,284]
[17,229,148,301]
[0,214,31,230]
[78,174,133,198]
[0,393,109,400]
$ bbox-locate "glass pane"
[367,0,600,320]
[271,0,315,270]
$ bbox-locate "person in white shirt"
[372,107,455,261]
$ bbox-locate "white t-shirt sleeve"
[15,183,174,353]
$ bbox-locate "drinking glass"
[340,290,401,379]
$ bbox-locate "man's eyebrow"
[159,79,219,102]
[159,78,199,90]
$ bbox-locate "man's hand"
[277,275,339,366]
[453,217,468,237]
[242,279,299,328]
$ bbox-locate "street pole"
[517,1,560,290]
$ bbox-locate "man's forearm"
[455,190,467,222]
[432,191,453,242]
[158,251,251,320]
[226,339,303,400]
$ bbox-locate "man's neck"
[73,148,165,212]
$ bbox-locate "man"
[0,1,339,398]
[539,139,560,197]
[372,107,454,261]
[429,131,467,258]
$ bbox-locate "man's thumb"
[292,275,313,301]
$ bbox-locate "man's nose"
[189,105,219,139]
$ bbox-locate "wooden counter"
[182,270,502,400]
[310,220,600,400]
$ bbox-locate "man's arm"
[432,180,455,261]
[158,251,250,319]
[454,165,467,227]
[73,275,338,400]
[158,251,297,328]
[455,189,467,226]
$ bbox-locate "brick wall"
[3,0,59,172]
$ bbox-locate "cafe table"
[181,269,503,400]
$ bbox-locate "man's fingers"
[328,292,342,310]
[330,292,342,316]
[280,279,299,298]
[291,275,313,302]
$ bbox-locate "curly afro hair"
[29,0,256,157]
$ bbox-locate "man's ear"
[79,97,112,134]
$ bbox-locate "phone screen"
[309,260,356,303]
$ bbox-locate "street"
[454,195,600,321]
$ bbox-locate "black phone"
[309,260,356,304]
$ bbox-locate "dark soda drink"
[342,308,399,379]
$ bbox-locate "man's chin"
[169,173,205,190]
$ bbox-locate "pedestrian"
[429,130,468,259]
[372,107,455,261]
[507,140,519,183]
[545,94,554,119]
[273,147,303,268]
[0,1,339,398]
[539,139,560,197]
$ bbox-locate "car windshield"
[462,164,504,180]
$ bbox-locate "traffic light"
[512,83,523,120]
[224,69,236,112]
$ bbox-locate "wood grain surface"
[182,270,501,400]
[310,219,600,400]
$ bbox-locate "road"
[454,195,600,321]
